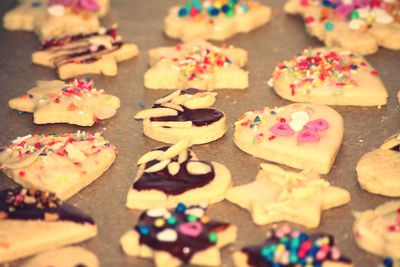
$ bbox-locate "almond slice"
[186,161,212,175]
[167,162,180,176]
[161,102,184,112]
[158,139,190,161]
[155,90,181,104]
[137,150,164,165]
[144,159,170,173]
[183,95,216,109]
[135,108,178,119]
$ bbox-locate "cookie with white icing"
[234,103,344,174]
[9,79,120,126]
[32,26,139,79]
[353,201,400,259]
[120,203,237,267]
[126,139,232,210]
[135,89,226,144]
[270,47,388,106]
[233,224,353,267]
[284,0,400,55]
[356,132,400,197]
[164,0,271,41]
[21,246,99,267]
[3,0,109,39]
[0,187,97,263]
[145,41,248,90]
[226,163,350,227]
[0,131,116,200]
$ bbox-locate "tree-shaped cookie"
[226,163,350,227]
[3,0,109,39]
[120,203,237,267]
[126,139,232,209]
[165,0,271,41]
[233,224,353,267]
[135,89,226,144]
[145,41,248,90]
[356,132,400,197]
[270,47,388,106]
[9,79,120,126]
[0,187,97,263]
[32,26,139,79]
[284,0,400,55]
[0,131,116,200]
[234,103,344,174]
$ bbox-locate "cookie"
[284,0,400,55]
[353,201,400,259]
[21,246,99,267]
[234,103,344,174]
[0,131,116,200]
[32,26,139,79]
[233,224,353,267]
[126,139,232,210]
[356,132,400,197]
[135,89,226,144]
[144,41,248,90]
[120,203,237,267]
[270,47,388,106]
[164,0,271,41]
[226,163,350,227]
[3,0,110,39]
[0,187,97,263]
[9,79,120,126]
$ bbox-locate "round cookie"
[356,132,400,197]
[135,89,227,145]
[271,47,388,106]
[353,201,400,259]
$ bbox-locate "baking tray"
[0,0,399,266]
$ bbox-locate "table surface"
[0,0,399,266]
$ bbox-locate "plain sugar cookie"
[226,163,350,227]
[0,131,116,200]
[234,103,344,174]
[0,187,97,263]
[270,47,388,106]
[353,201,400,259]
[233,224,353,267]
[164,0,271,41]
[126,139,232,209]
[144,41,248,90]
[9,79,120,126]
[135,89,226,144]
[356,132,400,197]
[120,203,237,267]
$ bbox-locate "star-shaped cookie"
[0,131,116,200]
[145,41,248,90]
[226,163,350,228]
[9,79,120,126]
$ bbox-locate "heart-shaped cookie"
[234,103,344,174]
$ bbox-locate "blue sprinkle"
[207,6,219,16]
[299,232,308,242]
[28,94,34,99]
[175,203,186,213]
[138,226,150,236]
[221,4,230,13]
[351,65,358,70]
[18,111,26,115]
[138,100,145,108]
[32,1,41,7]
[383,258,393,267]
[254,116,261,123]
[178,7,188,17]
[271,111,276,115]
[0,148,5,153]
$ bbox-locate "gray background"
[0,0,399,266]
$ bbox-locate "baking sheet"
[0,0,399,266]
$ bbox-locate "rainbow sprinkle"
[177,0,258,18]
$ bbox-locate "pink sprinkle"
[15,195,24,203]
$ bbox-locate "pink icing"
[79,0,100,11]
[306,119,329,132]
[178,222,203,237]
[270,122,294,136]
[297,129,321,143]
[49,0,99,12]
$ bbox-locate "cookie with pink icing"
[234,103,344,174]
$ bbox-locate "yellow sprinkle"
[154,218,165,228]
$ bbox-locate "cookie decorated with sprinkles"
[164,0,272,41]
[234,103,344,174]
[233,224,353,267]
[3,0,110,39]
[353,201,400,259]
[356,132,400,197]
[226,163,350,227]
[9,79,120,126]
[145,41,248,90]
[135,89,226,144]
[284,0,400,55]
[0,187,97,263]
[120,203,237,267]
[270,47,388,106]
[32,26,139,79]
[126,139,232,209]
[0,131,116,200]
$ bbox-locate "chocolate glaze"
[136,206,230,263]
[391,144,400,152]
[133,146,215,195]
[0,187,94,224]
